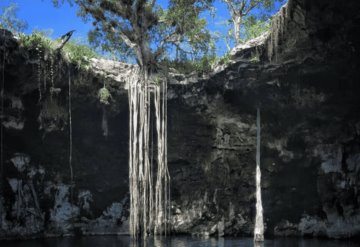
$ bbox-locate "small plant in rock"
[63,41,98,70]
[98,85,111,105]
[161,55,217,75]
[250,53,260,63]
[218,53,232,65]
[192,55,217,74]
[151,74,162,85]
[18,30,55,52]
[19,30,98,70]
[211,53,232,69]
[244,18,270,42]
[38,99,68,133]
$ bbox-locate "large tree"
[53,0,213,237]
[222,0,283,46]
[53,0,213,68]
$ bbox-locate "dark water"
[0,236,358,247]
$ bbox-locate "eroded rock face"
[1,0,360,240]
[167,57,360,238]
[0,28,130,239]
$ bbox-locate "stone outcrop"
[1,0,360,240]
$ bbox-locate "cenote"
[1,0,360,246]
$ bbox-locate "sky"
[0,0,92,43]
[0,0,285,57]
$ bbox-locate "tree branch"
[244,0,261,15]
[109,26,137,49]
[224,0,237,18]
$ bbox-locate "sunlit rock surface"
[1,0,360,240]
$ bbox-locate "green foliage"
[158,0,214,60]
[98,86,111,105]
[51,0,72,7]
[63,40,98,69]
[160,51,236,74]
[223,0,285,45]
[88,27,132,63]
[18,30,98,69]
[216,52,231,65]
[0,3,27,33]
[18,30,55,51]
[54,0,214,69]
[193,55,216,73]
[243,17,270,41]
[162,54,225,75]
[249,53,260,63]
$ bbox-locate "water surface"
[1,236,358,247]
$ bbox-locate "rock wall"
[168,58,360,238]
[0,30,131,239]
[1,0,360,240]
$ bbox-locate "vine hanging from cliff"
[37,47,42,103]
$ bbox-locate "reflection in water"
[1,236,358,247]
[254,240,264,247]
[217,237,225,247]
[153,236,162,247]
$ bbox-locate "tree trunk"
[233,15,242,46]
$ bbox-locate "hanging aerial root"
[254,108,264,242]
[127,68,170,237]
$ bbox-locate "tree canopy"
[222,0,284,45]
[53,0,214,72]
[0,3,28,33]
